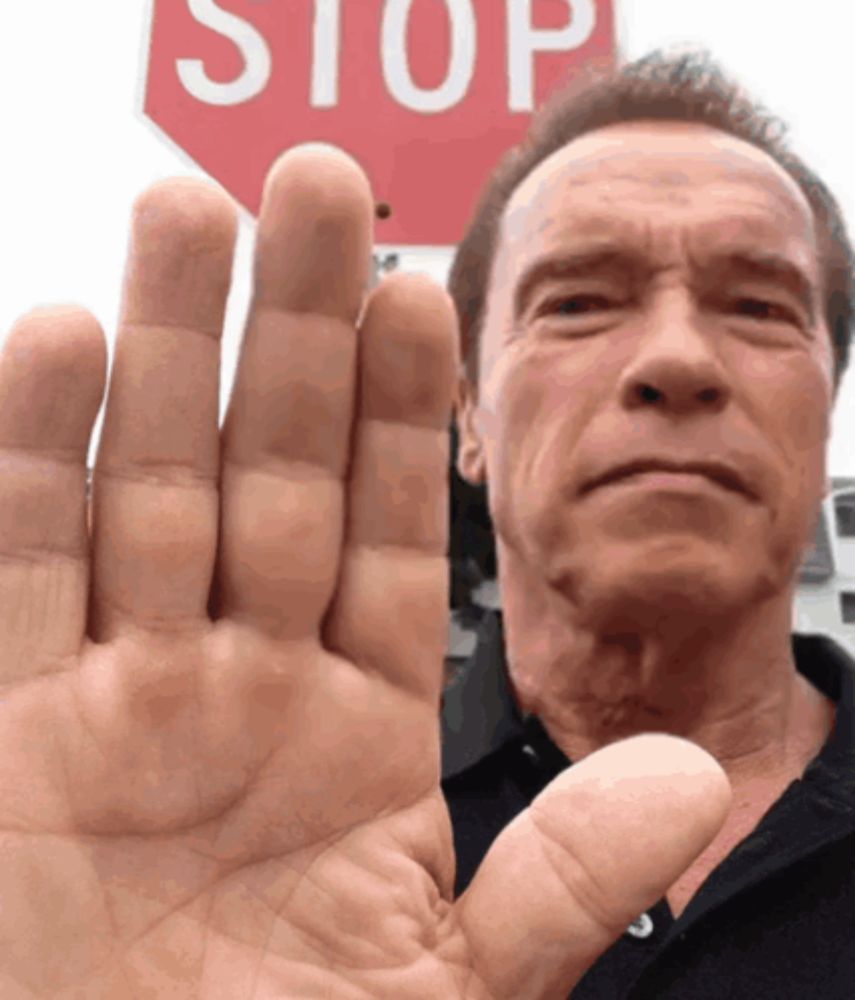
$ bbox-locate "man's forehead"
[501,121,815,253]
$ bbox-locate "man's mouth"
[581,459,755,499]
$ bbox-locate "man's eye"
[732,298,795,323]
[546,295,613,315]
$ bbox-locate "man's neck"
[498,564,836,919]
[500,573,834,786]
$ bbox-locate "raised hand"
[0,146,729,999]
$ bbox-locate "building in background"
[794,478,855,648]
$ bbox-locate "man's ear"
[454,375,486,486]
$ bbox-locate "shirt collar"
[441,609,855,787]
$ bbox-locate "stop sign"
[143,0,615,245]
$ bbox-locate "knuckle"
[527,807,628,937]
[93,460,216,493]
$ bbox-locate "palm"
[22,633,438,843]
[2,628,452,996]
[0,148,729,1000]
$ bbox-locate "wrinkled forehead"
[498,122,818,272]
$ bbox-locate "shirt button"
[625,913,654,939]
[522,743,539,761]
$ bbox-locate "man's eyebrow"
[702,250,818,321]
[512,249,638,320]
[511,246,820,324]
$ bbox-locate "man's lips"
[580,459,756,499]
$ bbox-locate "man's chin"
[551,544,780,633]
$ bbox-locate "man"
[443,50,855,997]
[0,48,841,1000]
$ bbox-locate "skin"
[0,145,729,998]
[456,121,837,915]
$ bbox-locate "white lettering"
[311,0,342,108]
[177,0,272,107]
[507,0,596,112]
[381,0,477,114]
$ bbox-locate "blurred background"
[2,1,853,668]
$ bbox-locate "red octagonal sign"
[143,0,615,246]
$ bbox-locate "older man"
[443,50,855,997]
[0,46,847,1000]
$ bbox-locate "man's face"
[456,122,834,627]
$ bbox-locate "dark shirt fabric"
[440,609,855,998]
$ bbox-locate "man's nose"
[617,297,731,415]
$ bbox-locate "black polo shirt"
[441,609,855,998]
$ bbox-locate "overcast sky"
[1,1,853,474]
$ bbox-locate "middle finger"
[212,146,374,640]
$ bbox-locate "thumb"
[453,734,731,1000]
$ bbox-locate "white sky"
[0,0,853,474]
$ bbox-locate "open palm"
[0,147,729,999]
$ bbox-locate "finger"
[89,179,238,641]
[456,735,731,1000]
[211,145,373,638]
[322,273,458,701]
[0,307,106,680]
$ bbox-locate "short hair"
[448,48,855,392]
